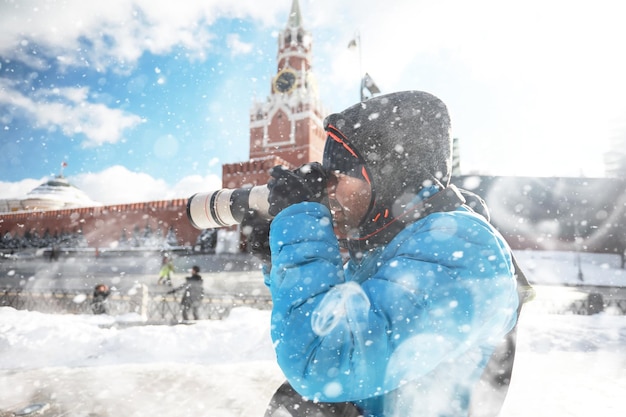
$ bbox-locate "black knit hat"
[322,90,452,246]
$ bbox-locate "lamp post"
[574,222,584,282]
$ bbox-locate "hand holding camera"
[267,162,328,216]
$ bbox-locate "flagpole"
[348,31,363,102]
[348,33,380,101]
[356,31,363,101]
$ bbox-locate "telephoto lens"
[187,185,270,229]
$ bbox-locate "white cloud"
[4,0,624,108]
[168,174,223,201]
[70,165,219,204]
[226,34,254,56]
[0,178,43,199]
[0,166,223,206]
[0,79,143,147]
[308,0,626,178]
[306,0,626,107]
[0,0,285,73]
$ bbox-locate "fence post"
[128,283,150,320]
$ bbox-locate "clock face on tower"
[273,68,297,93]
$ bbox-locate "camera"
[187,185,271,229]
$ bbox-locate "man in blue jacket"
[244,90,521,417]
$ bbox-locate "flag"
[362,73,381,95]
[59,161,68,177]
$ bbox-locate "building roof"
[18,175,101,212]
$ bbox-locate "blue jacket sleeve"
[267,202,519,403]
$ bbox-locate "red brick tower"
[222,0,327,189]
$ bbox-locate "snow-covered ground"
[0,307,282,416]
[514,250,625,287]
[1,250,625,416]
[0,301,625,416]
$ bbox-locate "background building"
[604,129,626,178]
[0,0,624,266]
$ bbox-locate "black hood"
[323,90,452,246]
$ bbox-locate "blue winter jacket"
[264,190,519,417]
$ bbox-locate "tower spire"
[275,0,312,74]
[287,0,302,28]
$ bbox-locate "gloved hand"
[241,210,272,264]
[267,162,328,217]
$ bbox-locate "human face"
[326,171,372,238]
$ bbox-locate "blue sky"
[1,0,625,204]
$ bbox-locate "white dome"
[22,176,101,211]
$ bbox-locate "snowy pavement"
[1,300,625,417]
[1,250,626,416]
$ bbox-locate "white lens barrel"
[187,185,271,230]
[187,189,237,229]
[248,185,271,218]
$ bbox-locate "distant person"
[91,284,110,315]
[168,265,204,321]
[157,255,175,286]
[48,246,59,262]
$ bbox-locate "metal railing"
[0,287,272,324]
[525,292,626,315]
[1,287,625,323]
